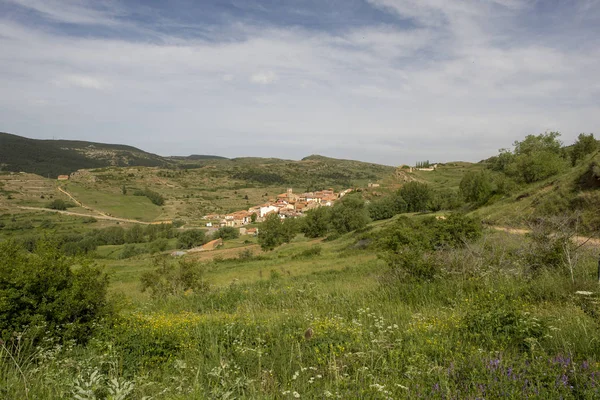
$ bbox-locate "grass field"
[65,183,165,221]
[4,223,600,399]
[5,147,600,398]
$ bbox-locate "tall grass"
[3,229,600,398]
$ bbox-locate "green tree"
[330,194,370,234]
[258,213,284,251]
[214,226,239,240]
[280,217,300,243]
[571,133,597,166]
[505,132,567,183]
[46,199,73,210]
[302,206,331,237]
[177,229,206,249]
[124,224,145,244]
[368,194,407,221]
[0,240,110,343]
[459,170,493,203]
[399,182,432,212]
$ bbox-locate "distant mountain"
[0,132,170,178]
[169,154,229,161]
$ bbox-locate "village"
[202,187,354,233]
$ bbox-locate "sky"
[0,0,599,166]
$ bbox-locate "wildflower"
[370,384,385,392]
[293,391,300,398]
[324,390,333,398]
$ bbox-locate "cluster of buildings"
[204,188,353,228]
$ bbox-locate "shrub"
[133,188,165,206]
[292,245,322,259]
[381,248,441,282]
[399,182,432,212]
[302,207,331,238]
[140,257,209,298]
[368,194,407,220]
[177,229,206,249]
[330,194,370,234]
[525,216,579,280]
[461,291,547,351]
[214,226,239,240]
[0,240,110,343]
[149,238,169,254]
[570,133,597,166]
[46,199,74,210]
[118,244,143,259]
[459,170,493,203]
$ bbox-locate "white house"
[259,205,279,218]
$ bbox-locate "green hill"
[0,132,170,178]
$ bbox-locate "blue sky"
[0,0,599,165]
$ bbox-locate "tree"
[46,199,73,210]
[368,194,407,221]
[124,224,145,244]
[459,170,493,203]
[571,133,597,166]
[250,213,257,223]
[330,194,370,234]
[280,217,300,243]
[258,213,284,251]
[0,240,110,343]
[177,229,206,249]
[504,132,567,183]
[214,226,239,240]
[302,207,331,237]
[399,182,432,212]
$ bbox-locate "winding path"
[14,186,172,225]
[17,206,157,225]
[491,226,600,247]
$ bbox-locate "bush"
[149,238,169,254]
[459,170,493,204]
[368,194,407,220]
[461,291,547,350]
[133,188,165,206]
[140,257,209,298]
[118,244,143,259]
[399,182,432,212]
[494,132,567,183]
[0,240,110,343]
[381,248,441,282]
[302,207,331,238]
[330,194,370,234]
[46,199,74,210]
[214,226,239,240]
[177,229,206,249]
[570,133,597,166]
[292,245,322,259]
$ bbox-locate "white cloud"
[55,74,109,90]
[4,0,123,26]
[251,71,278,85]
[0,1,598,165]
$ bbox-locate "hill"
[0,132,170,178]
[168,154,229,161]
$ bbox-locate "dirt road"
[17,206,156,225]
[492,226,600,247]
